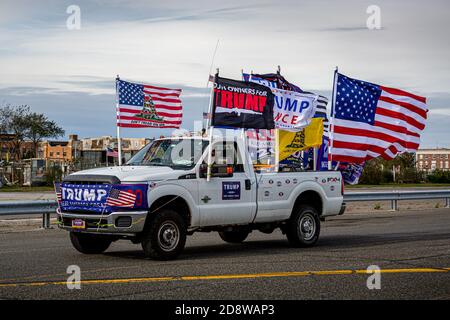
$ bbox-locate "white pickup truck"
[57,136,345,260]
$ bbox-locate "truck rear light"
[341,179,345,195]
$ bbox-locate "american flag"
[106,147,118,158]
[116,79,182,129]
[54,182,62,203]
[106,189,136,207]
[330,73,428,164]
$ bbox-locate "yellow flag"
[278,118,324,162]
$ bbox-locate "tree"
[25,112,65,158]
[0,105,30,161]
[359,152,423,185]
[0,105,65,160]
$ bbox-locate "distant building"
[1,133,34,161]
[79,135,150,164]
[37,134,150,166]
[416,148,450,172]
[38,141,73,163]
[0,133,15,161]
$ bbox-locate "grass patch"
[0,185,54,192]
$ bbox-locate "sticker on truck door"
[222,181,241,200]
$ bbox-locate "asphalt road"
[0,208,449,300]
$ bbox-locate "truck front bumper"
[57,208,148,235]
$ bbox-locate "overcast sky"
[1,0,449,147]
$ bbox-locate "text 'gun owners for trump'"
[211,76,276,130]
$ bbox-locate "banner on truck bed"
[212,76,275,129]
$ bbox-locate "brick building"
[0,133,34,161]
[38,141,72,162]
[80,136,150,164]
[416,148,450,172]
[36,134,150,166]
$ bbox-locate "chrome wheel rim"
[299,213,316,241]
[158,221,180,252]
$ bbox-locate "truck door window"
[208,141,244,173]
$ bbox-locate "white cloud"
[0,0,449,145]
[1,0,449,96]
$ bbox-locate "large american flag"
[106,189,136,208]
[116,79,182,128]
[330,73,428,164]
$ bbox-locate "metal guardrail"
[0,200,57,229]
[0,190,449,229]
[344,190,450,211]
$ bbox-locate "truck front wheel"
[286,205,320,247]
[69,232,112,254]
[219,229,249,243]
[141,209,187,260]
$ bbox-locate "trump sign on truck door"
[271,88,318,131]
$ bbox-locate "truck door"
[197,141,257,227]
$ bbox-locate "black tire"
[286,205,320,247]
[219,229,249,243]
[69,232,112,254]
[141,209,187,260]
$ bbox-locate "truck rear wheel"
[219,229,249,243]
[286,205,320,247]
[69,232,112,254]
[141,209,187,260]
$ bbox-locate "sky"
[1,0,449,148]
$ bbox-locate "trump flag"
[212,76,275,130]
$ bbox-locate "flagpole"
[329,67,338,171]
[204,39,220,130]
[206,69,219,182]
[115,75,123,166]
[275,129,280,172]
[274,66,281,172]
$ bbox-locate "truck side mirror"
[199,163,234,178]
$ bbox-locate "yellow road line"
[0,267,448,288]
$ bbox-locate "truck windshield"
[126,139,208,169]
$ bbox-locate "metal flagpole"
[204,39,220,130]
[206,69,219,182]
[274,129,280,172]
[274,66,281,172]
[329,67,338,171]
[116,75,123,166]
[240,69,251,177]
[313,147,318,171]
